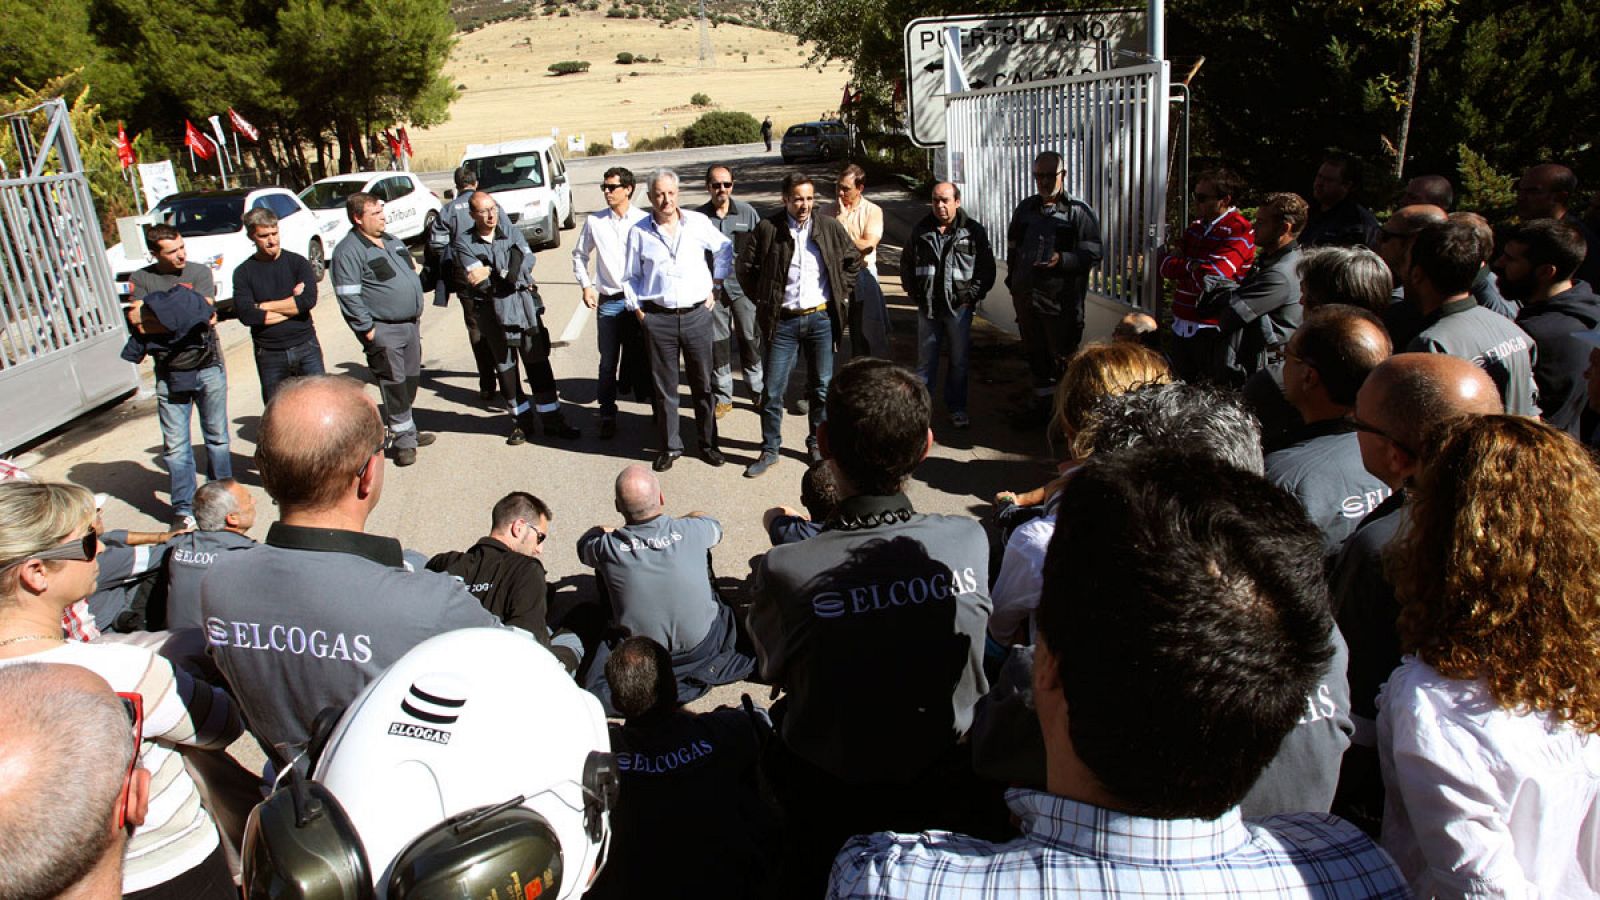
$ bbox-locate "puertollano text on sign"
[916,19,1115,51]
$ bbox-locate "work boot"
[394,447,417,467]
[506,425,527,446]
[598,415,617,440]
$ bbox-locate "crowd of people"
[2,149,1599,900]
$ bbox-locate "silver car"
[781,121,850,164]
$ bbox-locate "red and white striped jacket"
[1160,208,1256,326]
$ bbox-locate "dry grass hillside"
[411,12,850,166]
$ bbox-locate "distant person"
[1404,221,1540,415]
[830,449,1406,898]
[1449,210,1518,318]
[232,207,325,402]
[1214,191,1306,385]
[1501,219,1600,435]
[454,190,581,444]
[161,479,257,631]
[1110,310,1159,350]
[427,491,584,674]
[904,181,996,429]
[1159,167,1253,383]
[1516,162,1600,286]
[571,166,652,439]
[331,192,434,467]
[696,164,764,418]
[1400,173,1454,210]
[761,116,773,152]
[584,637,774,900]
[0,663,151,900]
[429,165,500,402]
[121,223,231,531]
[829,163,891,358]
[1006,151,1103,426]
[1302,151,1381,247]
[577,464,753,713]
[1374,204,1449,348]
[761,461,839,546]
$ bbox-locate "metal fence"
[0,99,137,452]
[945,61,1170,312]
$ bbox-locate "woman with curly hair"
[1379,415,1600,898]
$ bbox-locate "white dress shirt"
[1378,656,1600,899]
[571,205,648,296]
[784,215,831,311]
[622,209,732,311]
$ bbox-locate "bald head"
[1401,175,1453,210]
[1377,204,1449,278]
[614,465,663,523]
[1517,163,1577,220]
[0,663,134,899]
[1356,354,1501,485]
[255,375,386,514]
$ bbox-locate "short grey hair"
[647,169,679,193]
[193,479,240,532]
[242,206,279,237]
[0,663,135,900]
[1082,383,1265,475]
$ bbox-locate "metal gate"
[0,99,137,453]
[945,61,1170,312]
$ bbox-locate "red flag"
[841,84,854,110]
[383,129,402,158]
[184,120,214,160]
[228,108,259,142]
[115,122,135,169]
[397,127,413,157]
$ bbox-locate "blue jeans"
[915,307,973,414]
[156,364,232,516]
[254,336,326,403]
[596,298,627,416]
[760,311,833,455]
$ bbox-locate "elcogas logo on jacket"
[810,566,981,619]
[205,617,374,664]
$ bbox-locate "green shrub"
[587,143,613,156]
[681,110,760,148]
[616,52,634,64]
[606,6,625,16]
[626,8,640,18]
[558,7,570,15]
[690,92,712,107]
[548,60,591,75]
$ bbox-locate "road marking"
[554,302,592,348]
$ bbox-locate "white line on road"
[555,301,592,347]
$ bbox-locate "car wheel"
[543,210,561,250]
[307,239,326,281]
[821,144,834,161]
[561,202,575,230]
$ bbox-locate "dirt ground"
[411,12,850,166]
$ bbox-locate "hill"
[411,10,849,167]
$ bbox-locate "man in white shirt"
[623,169,735,472]
[572,167,652,439]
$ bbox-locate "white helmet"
[312,628,616,899]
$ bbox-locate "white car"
[459,138,575,250]
[298,171,441,249]
[103,187,327,316]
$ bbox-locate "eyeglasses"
[600,183,627,192]
[708,181,733,189]
[1345,413,1416,457]
[356,440,387,480]
[114,692,144,830]
[0,531,99,571]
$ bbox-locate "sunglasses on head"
[114,692,144,830]
[1,531,99,570]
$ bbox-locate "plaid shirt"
[828,788,1409,899]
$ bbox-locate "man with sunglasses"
[696,164,765,418]
[1328,353,1501,836]
[427,491,583,674]
[1159,167,1255,383]
[1005,151,1103,426]
[573,166,653,439]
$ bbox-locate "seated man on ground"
[162,479,257,631]
[829,450,1407,898]
[761,462,840,546]
[585,637,774,900]
[427,491,585,674]
[578,464,753,714]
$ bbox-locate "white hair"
[648,169,679,193]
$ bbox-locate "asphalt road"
[17,142,1052,713]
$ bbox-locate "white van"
[458,138,575,250]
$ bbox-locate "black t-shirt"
[233,251,319,350]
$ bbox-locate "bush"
[606,6,625,16]
[616,52,634,64]
[558,7,570,15]
[626,8,640,18]
[690,92,712,107]
[588,143,613,156]
[681,110,760,148]
[548,60,591,75]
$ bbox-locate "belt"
[779,302,828,320]
[372,317,420,325]
[600,292,625,302]
[644,301,697,315]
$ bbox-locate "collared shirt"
[784,214,831,310]
[696,198,761,305]
[831,196,883,274]
[622,209,732,311]
[572,205,649,296]
[828,789,1408,899]
[331,230,423,332]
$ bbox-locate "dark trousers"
[1012,289,1084,390]
[845,269,891,360]
[643,303,717,453]
[1168,326,1230,384]
[254,335,326,403]
[459,293,500,394]
[363,320,422,449]
[482,321,557,423]
[596,296,652,416]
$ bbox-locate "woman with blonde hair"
[0,481,243,899]
[1380,415,1600,898]
[989,341,1172,646]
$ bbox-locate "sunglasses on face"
[709,181,733,189]
[1,531,99,570]
[600,183,627,192]
[115,692,144,830]
[519,519,548,545]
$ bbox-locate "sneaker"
[715,402,733,419]
[394,447,418,467]
[173,514,196,532]
[506,426,527,446]
[951,411,971,429]
[744,452,779,478]
[415,432,438,448]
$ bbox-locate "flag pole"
[215,139,230,189]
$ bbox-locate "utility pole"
[699,0,714,66]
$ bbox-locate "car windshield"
[151,195,247,237]
[787,126,819,138]
[299,181,365,210]
[473,153,546,192]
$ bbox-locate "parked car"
[459,138,575,250]
[103,187,325,316]
[298,171,441,248]
[781,121,851,164]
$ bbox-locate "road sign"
[903,10,1148,148]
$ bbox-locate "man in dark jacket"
[1212,192,1306,386]
[904,182,995,429]
[1502,219,1600,435]
[737,173,861,479]
[1301,152,1380,248]
[427,491,582,673]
